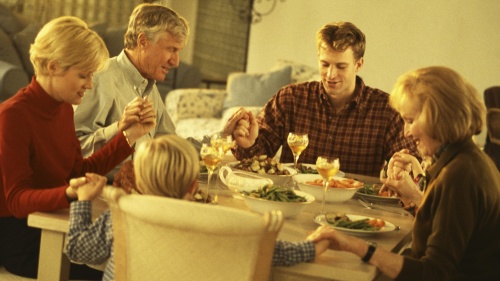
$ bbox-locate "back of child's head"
[133,135,199,198]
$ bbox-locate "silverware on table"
[358,198,408,216]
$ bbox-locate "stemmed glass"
[210,132,233,155]
[316,156,340,215]
[287,132,309,170]
[200,143,224,204]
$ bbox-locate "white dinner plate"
[314,214,397,234]
[284,163,345,178]
[354,192,401,205]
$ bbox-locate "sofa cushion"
[12,24,38,78]
[0,3,28,35]
[0,61,29,102]
[102,26,126,57]
[223,65,292,110]
[175,118,222,140]
[0,28,24,69]
[166,88,227,122]
[271,59,319,84]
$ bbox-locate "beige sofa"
[166,60,320,140]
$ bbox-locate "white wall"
[162,0,198,64]
[247,0,500,145]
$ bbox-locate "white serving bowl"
[226,161,297,187]
[241,190,315,218]
[293,174,361,203]
[219,166,273,194]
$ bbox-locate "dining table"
[27,155,414,281]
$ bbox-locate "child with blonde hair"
[67,135,329,280]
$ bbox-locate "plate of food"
[285,163,345,178]
[227,155,297,186]
[355,183,401,204]
[314,212,397,234]
[293,174,362,203]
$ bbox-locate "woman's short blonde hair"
[30,16,109,76]
[124,3,189,49]
[133,135,199,198]
[389,66,485,144]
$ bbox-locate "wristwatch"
[361,241,377,263]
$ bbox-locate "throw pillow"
[12,23,39,78]
[0,28,24,68]
[0,61,29,102]
[271,60,319,84]
[102,26,126,57]
[0,3,28,35]
[223,65,292,110]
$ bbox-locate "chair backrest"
[487,108,500,145]
[102,186,284,281]
[483,86,500,170]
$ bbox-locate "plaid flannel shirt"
[234,77,418,176]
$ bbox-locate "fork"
[358,198,408,216]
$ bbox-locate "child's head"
[133,135,199,199]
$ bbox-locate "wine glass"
[200,144,224,204]
[287,132,309,170]
[316,156,340,215]
[211,132,233,155]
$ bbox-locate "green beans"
[357,184,378,195]
[325,212,378,230]
[242,185,307,203]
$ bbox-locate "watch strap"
[362,242,377,263]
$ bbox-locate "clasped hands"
[117,96,157,145]
[66,173,107,201]
[222,108,259,148]
[380,149,423,208]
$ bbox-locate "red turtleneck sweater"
[0,78,133,218]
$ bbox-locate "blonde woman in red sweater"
[0,16,155,279]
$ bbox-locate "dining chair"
[0,266,34,281]
[487,108,500,145]
[102,186,284,281]
[483,86,500,170]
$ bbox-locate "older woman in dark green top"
[312,66,500,281]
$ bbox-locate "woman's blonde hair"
[133,135,199,198]
[124,3,189,49]
[30,16,109,76]
[389,66,485,144]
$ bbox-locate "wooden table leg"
[37,230,70,281]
